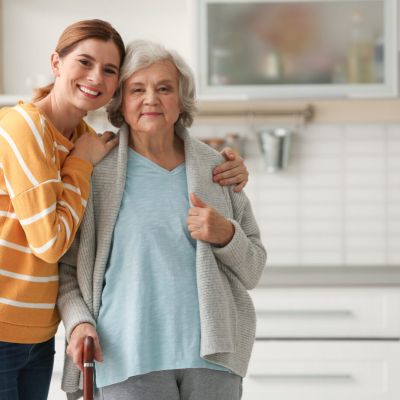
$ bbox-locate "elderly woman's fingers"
[187,216,198,225]
[93,335,104,363]
[66,340,84,371]
[188,224,200,233]
[188,207,200,216]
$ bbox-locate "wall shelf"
[196,99,400,124]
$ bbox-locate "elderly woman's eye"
[159,86,171,93]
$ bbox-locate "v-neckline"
[128,148,185,175]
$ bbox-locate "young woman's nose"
[87,66,103,85]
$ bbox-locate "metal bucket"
[258,128,292,172]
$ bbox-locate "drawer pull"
[249,373,353,381]
[257,310,354,318]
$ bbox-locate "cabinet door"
[243,341,400,400]
[252,287,400,338]
[196,0,398,99]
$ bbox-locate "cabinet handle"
[249,373,353,381]
[257,310,354,318]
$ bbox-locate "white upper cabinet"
[194,0,398,99]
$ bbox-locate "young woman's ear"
[50,52,61,77]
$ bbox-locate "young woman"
[0,20,249,400]
[0,19,125,400]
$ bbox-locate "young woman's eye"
[79,59,90,67]
[104,68,117,75]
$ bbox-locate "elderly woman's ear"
[213,148,249,192]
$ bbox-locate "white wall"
[216,121,400,268]
[1,0,191,94]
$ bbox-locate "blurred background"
[1,1,400,399]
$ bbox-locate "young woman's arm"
[0,109,115,263]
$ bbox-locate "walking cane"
[83,336,95,400]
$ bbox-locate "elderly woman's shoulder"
[188,135,225,163]
[94,143,120,172]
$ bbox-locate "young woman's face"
[52,38,120,112]
[122,60,181,137]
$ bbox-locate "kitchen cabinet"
[243,287,400,400]
[245,341,400,400]
[195,0,398,99]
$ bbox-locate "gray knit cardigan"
[57,123,266,399]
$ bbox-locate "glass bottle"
[347,10,374,83]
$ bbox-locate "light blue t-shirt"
[95,149,229,388]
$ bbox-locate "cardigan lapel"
[176,126,229,215]
[91,124,129,317]
[176,127,200,197]
[176,126,212,200]
[175,127,236,355]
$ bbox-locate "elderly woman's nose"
[144,89,159,104]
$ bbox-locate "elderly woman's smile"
[141,112,163,117]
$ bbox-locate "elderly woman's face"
[122,60,181,136]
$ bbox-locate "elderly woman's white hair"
[107,40,197,128]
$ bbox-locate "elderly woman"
[58,40,266,400]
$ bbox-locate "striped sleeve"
[0,107,93,263]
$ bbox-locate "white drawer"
[251,287,400,338]
[243,340,400,400]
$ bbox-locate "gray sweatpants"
[95,368,242,400]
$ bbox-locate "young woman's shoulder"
[0,102,43,137]
[0,102,54,161]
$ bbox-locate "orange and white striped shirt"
[0,101,93,343]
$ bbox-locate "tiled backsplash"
[87,113,399,268]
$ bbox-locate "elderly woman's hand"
[67,323,103,372]
[187,193,234,246]
[213,147,249,193]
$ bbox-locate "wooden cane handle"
[83,336,94,400]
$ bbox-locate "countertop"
[259,266,400,287]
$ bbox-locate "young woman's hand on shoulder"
[213,147,249,192]
[71,131,119,166]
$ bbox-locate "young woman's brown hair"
[32,19,125,101]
